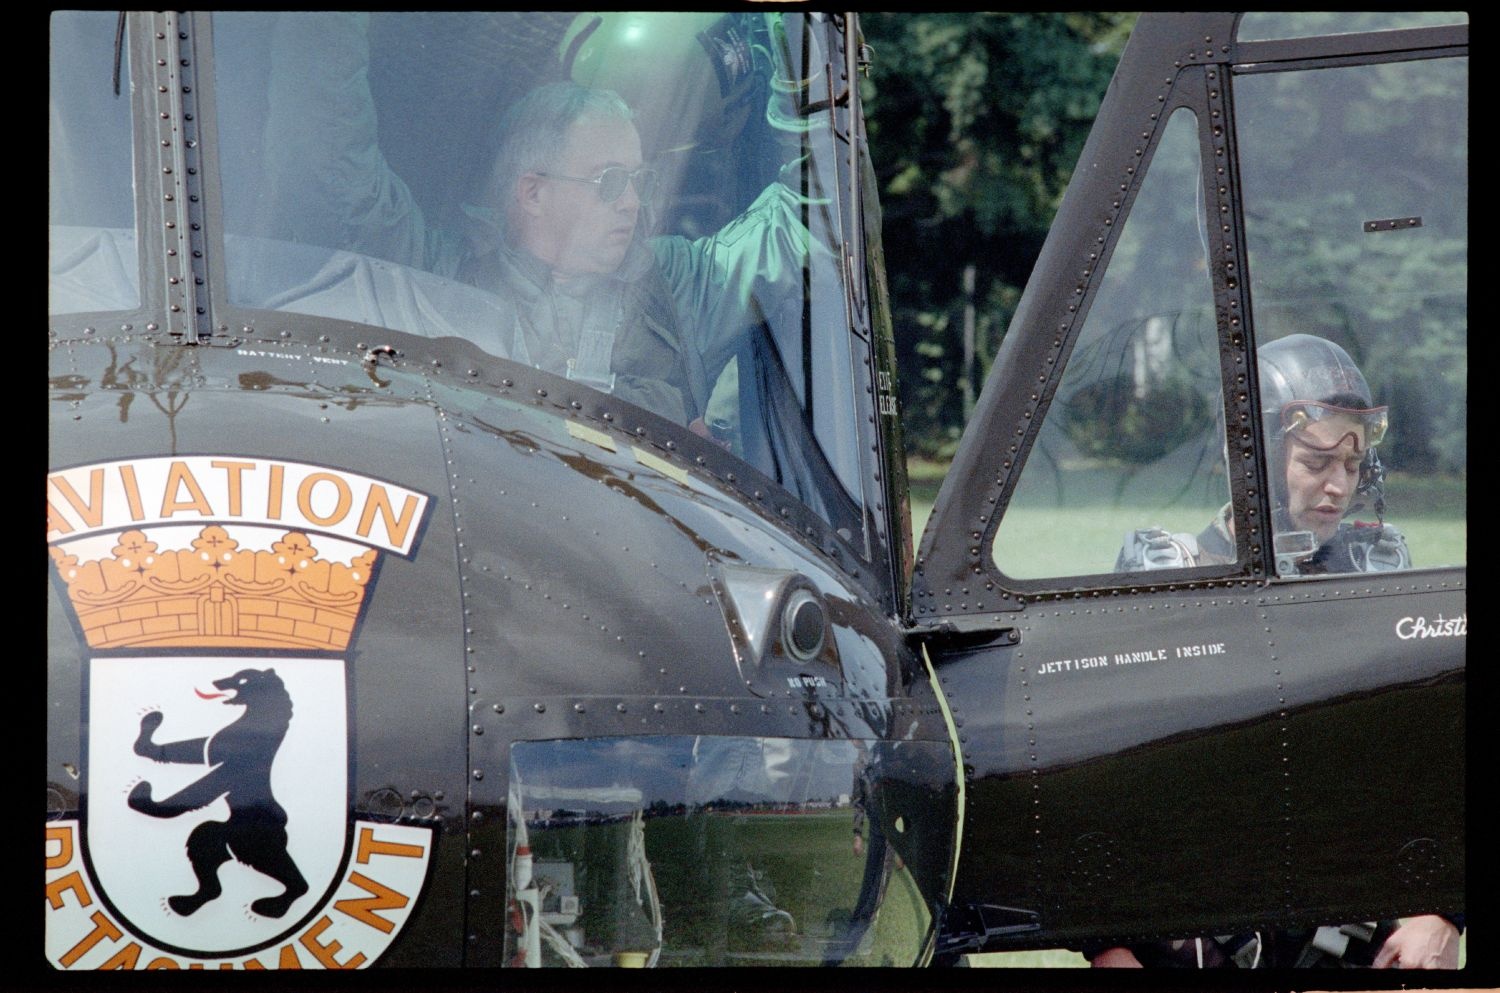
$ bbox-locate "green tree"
[860,12,1137,457]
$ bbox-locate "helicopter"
[46,10,1464,971]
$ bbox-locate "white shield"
[86,656,348,957]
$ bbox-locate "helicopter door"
[913,12,1464,951]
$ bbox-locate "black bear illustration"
[129,667,310,918]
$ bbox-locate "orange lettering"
[334,872,410,934]
[46,825,73,870]
[119,463,145,520]
[45,870,92,910]
[356,826,425,863]
[146,957,180,969]
[299,916,366,969]
[160,461,213,518]
[60,910,122,967]
[267,464,284,520]
[356,486,420,550]
[50,469,105,529]
[46,498,74,538]
[277,943,303,969]
[297,473,353,527]
[212,460,256,517]
[99,942,142,970]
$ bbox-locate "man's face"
[1283,413,1367,544]
[528,115,644,278]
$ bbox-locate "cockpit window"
[1236,12,1466,43]
[211,12,866,546]
[50,11,140,313]
[1235,56,1467,574]
[991,109,1232,581]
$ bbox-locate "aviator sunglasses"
[535,166,659,204]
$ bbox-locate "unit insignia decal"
[46,456,435,970]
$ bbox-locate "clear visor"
[506,735,953,967]
[1280,400,1388,450]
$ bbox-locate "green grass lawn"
[908,460,1465,572]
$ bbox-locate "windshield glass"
[508,736,948,966]
[211,12,866,543]
[992,109,1231,581]
[50,11,139,313]
[1235,56,1467,573]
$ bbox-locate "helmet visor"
[1280,400,1388,450]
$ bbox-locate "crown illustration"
[50,527,379,651]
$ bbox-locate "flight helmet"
[1258,333,1388,524]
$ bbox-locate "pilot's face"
[1284,415,1366,544]
[533,115,644,278]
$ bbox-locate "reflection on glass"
[1236,12,1466,42]
[1236,58,1467,570]
[992,109,1230,580]
[507,736,942,967]
[212,12,865,544]
[50,11,139,313]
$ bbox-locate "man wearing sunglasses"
[1099,333,1458,969]
[265,14,827,436]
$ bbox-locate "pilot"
[263,12,826,433]
[1096,333,1461,969]
[1115,333,1409,576]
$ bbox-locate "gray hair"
[491,83,633,236]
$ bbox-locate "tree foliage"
[860,12,1137,457]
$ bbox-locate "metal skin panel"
[935,580,1464,953]
[47,332,956,968]
[1261,577,1464,924]
[937,593,1281,951]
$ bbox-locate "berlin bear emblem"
[128,667,310,919]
